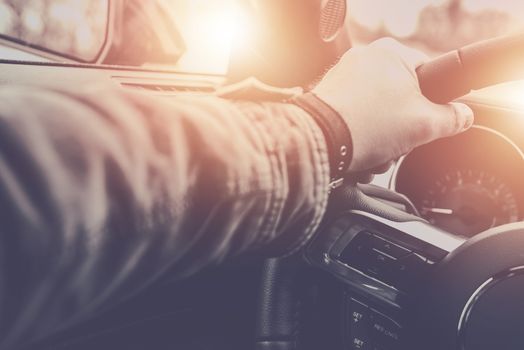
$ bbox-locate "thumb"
[429,102,474,140]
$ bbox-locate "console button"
[370,235,411,259]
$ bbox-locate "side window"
[0,0,109,61]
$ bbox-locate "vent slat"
[121,83,215,93]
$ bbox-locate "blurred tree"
[349,0,522,56]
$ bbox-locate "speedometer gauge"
[420,169,519,237]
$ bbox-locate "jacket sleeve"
[0,83,330,348]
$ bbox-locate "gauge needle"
[422,207,454,215]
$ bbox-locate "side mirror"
[0,0,110,62]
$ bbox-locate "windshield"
[1,0,524,76]
[348,0,524,56]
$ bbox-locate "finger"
[429,102,474,141]
[371,37,429,69]
[413,101,474,146]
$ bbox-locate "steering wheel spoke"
[305,203,524,350]
[306,211,464,308]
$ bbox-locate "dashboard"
[386,93,524,238]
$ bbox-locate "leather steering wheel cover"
[255,255,304,350]
[411,222,524,350]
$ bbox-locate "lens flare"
[470,81,524,110]
[175,0,252,75]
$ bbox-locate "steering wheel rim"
[412,223,524,350]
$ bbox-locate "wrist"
[291,92,353,190]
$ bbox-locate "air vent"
[112,75,223,95]
[120,82,215,93]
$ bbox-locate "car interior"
[1,0,524,349]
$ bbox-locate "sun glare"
[175,0,251,75]
[471,81,524,111]
[496,82,524,109]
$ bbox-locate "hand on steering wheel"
[313,38,474,174]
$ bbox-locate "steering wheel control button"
[370,235,411,259]
[394,253,431,290]
[338,231,373,267]
[349,298,369,326]
[346,298,402,350]
[370,310,401,349]
[338,231,419,287]
[351,337,369,350]
[364,249,397,282]
[347,298,372,350]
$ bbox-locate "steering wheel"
[255,35,524,350]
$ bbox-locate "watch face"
[319,0,347,42]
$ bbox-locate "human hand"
[313,38,474,173]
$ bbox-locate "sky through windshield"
[349,0,524,55]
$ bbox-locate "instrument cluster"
[392,126,524,237]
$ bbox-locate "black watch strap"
[291,92,352,190]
